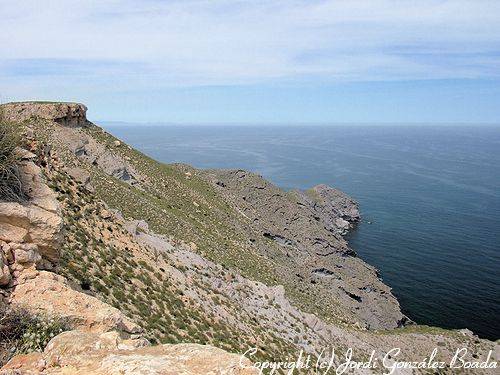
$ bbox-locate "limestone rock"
[62,127,141,185]
[124,220,149,235]
[298,184,361,235]
[0,202,62,263]
[15,148,36,161]
[2,330,257,375]
[0,219,28,244]
[205,169,404,329]
[0,155,63,264]
[9,269,141,335]
[335,217,350,233]
[0,253,11,286]
[312,184,361,221]
[12,243,41,266]
[0,102,88,127]
[66,166,94,192]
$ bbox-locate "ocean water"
[104,124,500,340]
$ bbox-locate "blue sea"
[104,123,500,340]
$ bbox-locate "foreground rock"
[8,269,140,335]
[0,151,63,293]
[2,330,257,375]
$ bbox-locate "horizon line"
[96,120,500,127]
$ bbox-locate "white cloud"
[1,0,499,89]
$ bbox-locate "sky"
[1,0,500,124]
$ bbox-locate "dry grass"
[0,305,70,366]
[0,114,26,202]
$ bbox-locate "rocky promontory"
[1,102,88,128]
[203,168,404,329]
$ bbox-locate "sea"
[103,123,500,340]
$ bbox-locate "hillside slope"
[0,102,498,374]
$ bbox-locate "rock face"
[1,102,88,127]
[8,269,141,335]
[66,166,95,192]
[296,184,361,235]
[2,330,257,375]
[57,125,142,186]
[0,150,63,290]
[204,169,404,329]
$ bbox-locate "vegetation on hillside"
[81,124,347,326]
[17,116,352,354]
[1,106,490,372]
[0,115,26,202]
[45,167,294,362]
[0,305,70,366]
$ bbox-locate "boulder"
[2,330,257,374]
[67,166,94,192]
[124,220,149,235]
[12,243,41,265]
[0,202,62,263]
[0,156,63,264]
[9,269,141,335]
[0,254,11,286]
[0,221,28,244]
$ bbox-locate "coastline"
[0,102,497,373]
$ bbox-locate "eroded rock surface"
[203,169,404,329]
[294,184,361,235]
[2,330,256,375]
[1,102,88,127]
[8,269,140,335]
[0,150,63,291]
[55,125,142,186]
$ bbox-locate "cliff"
[1,102,88,128]
[0,102,497,374]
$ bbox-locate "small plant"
[0,114,27,202]
[0,306,70,366]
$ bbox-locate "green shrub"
[0,306,71,366]
[0,115,27,202]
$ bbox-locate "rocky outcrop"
[204,169,404,329]
[0,201,62,264]
[294,184,360,235]
[66,166,94,192]
[8,269,141,335]
[1,102,88,127]
[0,150,63,290]
[2,330,256,374]
[57,125,142,186]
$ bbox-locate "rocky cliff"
[1,102,88,128]
[0,102,498,374]
[0,121,256,373]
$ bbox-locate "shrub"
[0,115,26,202]
[0,306,71,366]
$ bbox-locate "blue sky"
[1,0,500,123]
